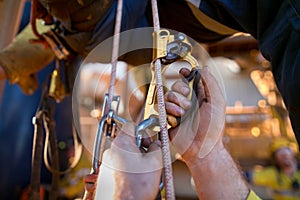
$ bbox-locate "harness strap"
[43,101,60,200]
[30,111,44,200]
[30,81,83,200]
[30,86,60,200]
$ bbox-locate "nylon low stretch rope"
[82,1,123,199]
[108,0,123,109]
[151,0,175,199]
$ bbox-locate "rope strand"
[151,0,175,199]
[108,0,123,109]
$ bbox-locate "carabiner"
[135,116,160,148]
[91,94,128,173]
[92,116,107,174]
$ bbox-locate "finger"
[167,114,180,128]
[84,174,98,192]
[165,90,192,110]
[200,67,224,103]
[141,134,152,148]
[200,75,210,102]
[18,74,39,95]
[179,68,191,78]
[165,102,185,117]
[195,75,207,106]
[170,80,190,96]
[84,173,98,183]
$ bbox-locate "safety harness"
[29,0,83,199]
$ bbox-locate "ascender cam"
[143,29,201,132]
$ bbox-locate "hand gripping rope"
[84,0,201,199]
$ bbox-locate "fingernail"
[183,100,192,108]
[183,86,190,95]
[179,108,185,116]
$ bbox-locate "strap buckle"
[42,29,70,60]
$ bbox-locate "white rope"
[82,2,123,199]
[108,0,123,108]
[151,0,175,199]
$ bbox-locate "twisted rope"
[108,0,123,110]
[151,0,175,199]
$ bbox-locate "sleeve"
[0,21,55,94]
[252,168,277,188]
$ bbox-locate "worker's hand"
[166,67,226,162]
[95,122,163,200]
[0,23,55,95]
[0,62,41,95]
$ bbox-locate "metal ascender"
[91,94,128,174]
[136,29,201,147]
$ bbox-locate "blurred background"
[0,1,297,199]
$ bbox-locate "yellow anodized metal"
[143,29,200,131]
[49,68,67,102]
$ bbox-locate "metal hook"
[92,116,107,174]
[91,101,128,173]
[135,116,160,148]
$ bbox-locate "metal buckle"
[42,29,69,60]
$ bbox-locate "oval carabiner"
[92,116,107,174]
[135,116,160,148]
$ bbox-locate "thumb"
[17,74,39,95]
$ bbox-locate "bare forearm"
[185,144,250,200]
